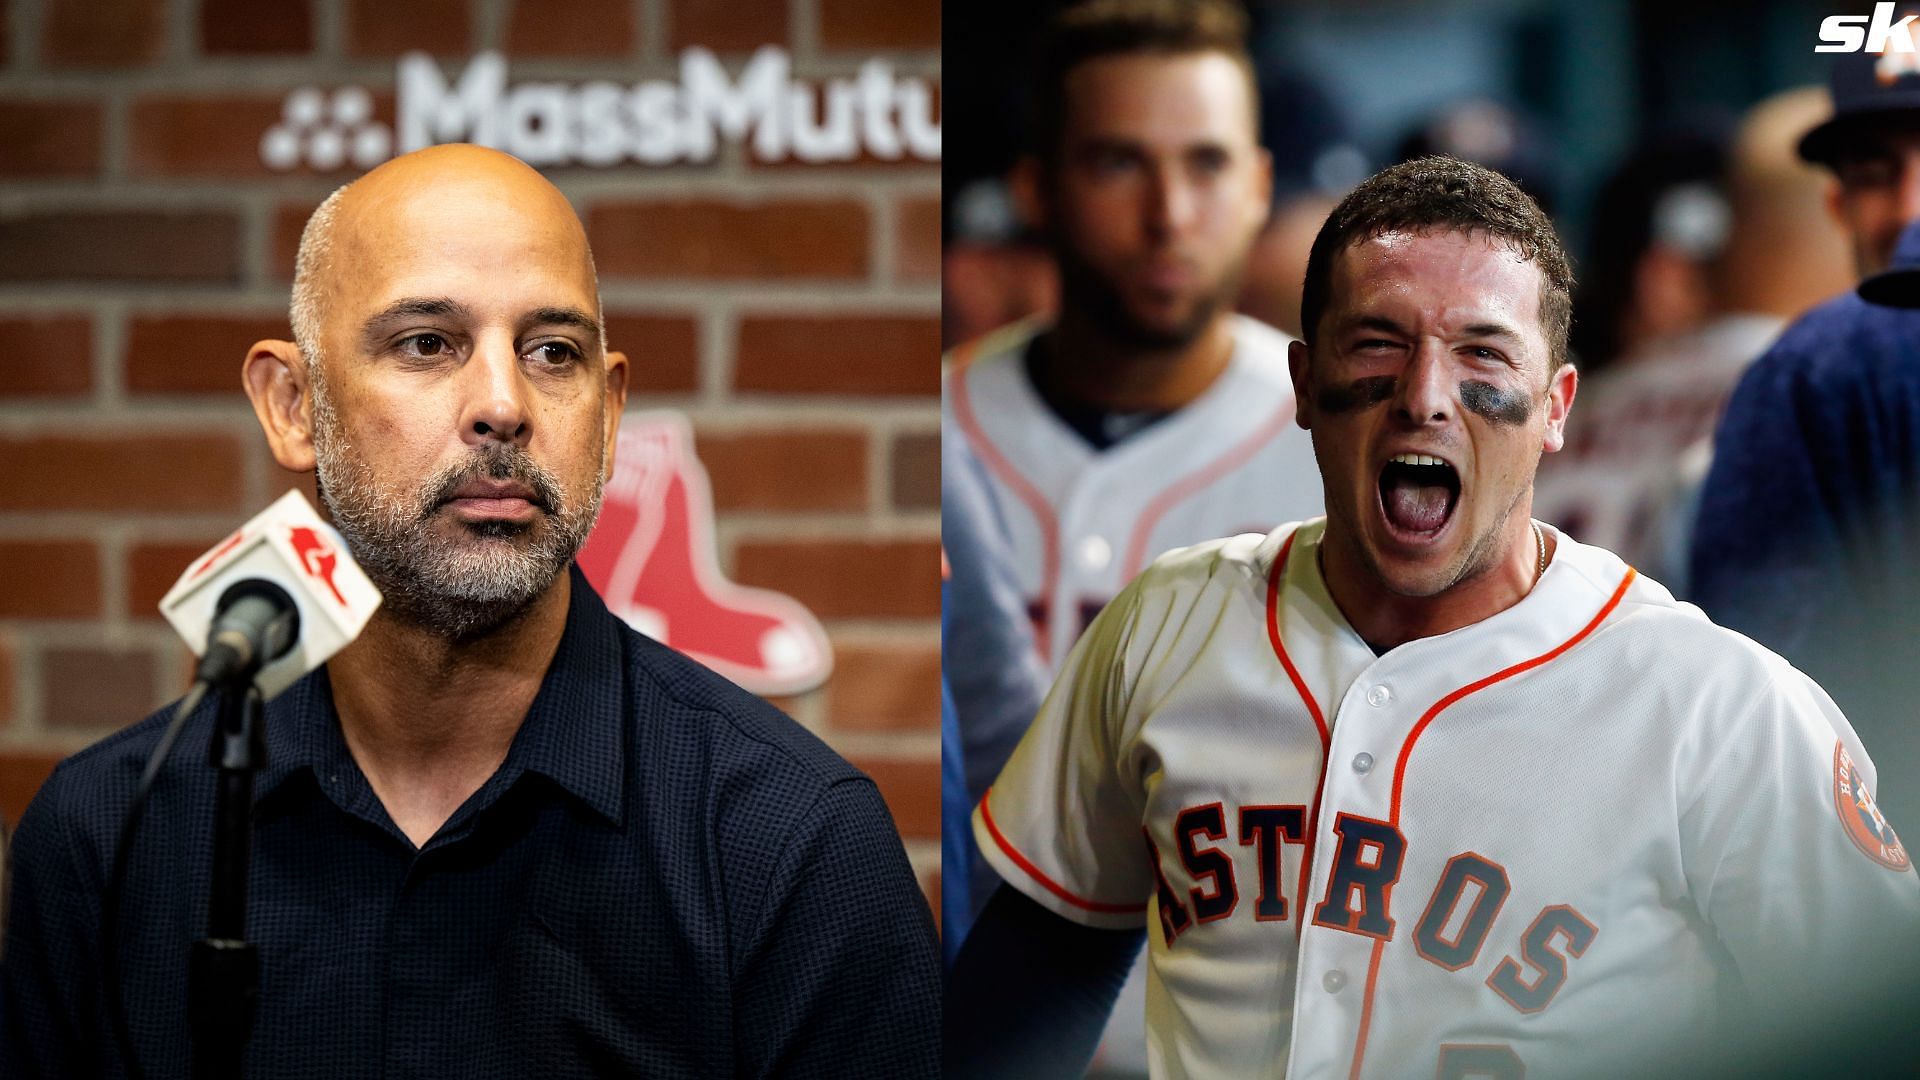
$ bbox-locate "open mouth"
[1377,453,1460,539]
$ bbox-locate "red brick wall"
[0,0,941,903]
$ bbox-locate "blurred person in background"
[941,0,1063,348]
[942,0,1322,672]
[1565,124,1732,377]
[943,181,1061,348]
[1693,45,1920,839]
[1238,191,1339,337]
[1236,69,1369,338]
[1536,89,1851,592]
[1395,98,1561,216]
[941,0,1322,1070]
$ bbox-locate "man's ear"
[602,349,629,476]
[1288,337,1314,431]
[1540,361,1579,453]
[243,340,316,473]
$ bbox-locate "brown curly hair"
[1300,156,1575,369]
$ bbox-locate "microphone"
[195,579,299,686]
[159,490,382,698]
[111,492,379,1078]
[104,492,381,1080]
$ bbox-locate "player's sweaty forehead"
[1325,230,1549,363]
[321,145,601,341]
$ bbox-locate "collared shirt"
[3,566,939,1078]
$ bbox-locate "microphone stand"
[188,678,267,1080]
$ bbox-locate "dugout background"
[945,0,1837,264]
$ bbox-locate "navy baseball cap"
[1857,219,1920,305]
[1800,19,1920,166]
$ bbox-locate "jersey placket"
[1255,526,1397,1079]
[1052,468,1122,664]
[1045,389,1256,665]
[1270,524,1545,1080]
[1286,646,1426,1080]
[1282,541,1639,1079]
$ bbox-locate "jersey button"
[1352,752,1374,774]
[1076,535,1112,572]
[1366,684,1392,707]
[1322,970,1346,993]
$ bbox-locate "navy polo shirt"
[2,566,940,1078]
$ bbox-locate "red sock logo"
[577,412,833,696]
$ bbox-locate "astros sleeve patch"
[1834,743,1910,872]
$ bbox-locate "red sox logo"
[576,411,832,696]
[287,525,349,607]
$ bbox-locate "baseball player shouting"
[945,157,1920,1079]
[942,0,1321,678]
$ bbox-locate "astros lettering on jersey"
[943,315,1324,670]
[974,517,1920,1079]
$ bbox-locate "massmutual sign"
[260,48,942,171]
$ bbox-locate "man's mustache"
[424,448,564,516]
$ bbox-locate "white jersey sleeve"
[1677,651,1919,1010]
[972,573,1154,929]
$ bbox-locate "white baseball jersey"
[942,315,1323,670]
[975,518,1920,1079]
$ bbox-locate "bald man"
[0,146,940,1079]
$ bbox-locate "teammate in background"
[1394,98,1561,216]
[946,157,1920,1079]
[940,2,1321,1065]
[1535,90,1851,593]
[1567,128,1731,378]
[1235,68,1368,340]
[941,0,1320,802]
[1692,47,1920,838]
